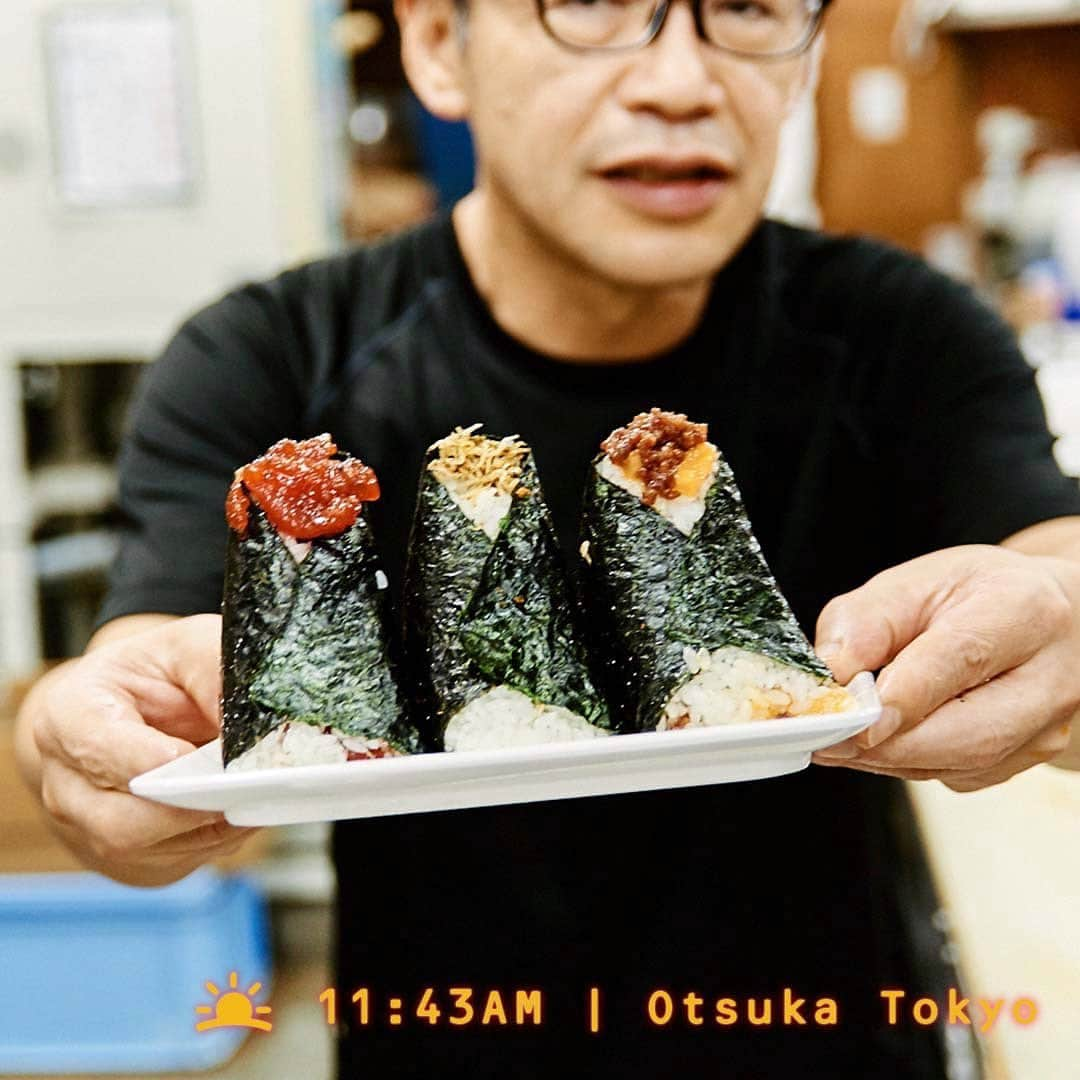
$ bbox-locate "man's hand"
[17,614,259,886]
[810,545,1080,792]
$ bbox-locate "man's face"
[455,0,809,287]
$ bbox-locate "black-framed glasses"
[536,0,825,59]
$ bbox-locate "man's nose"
[617,0,727,121]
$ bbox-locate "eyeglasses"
[536,0,825,59]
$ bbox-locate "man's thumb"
[814,562,936,684]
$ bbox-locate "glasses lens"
[541,0,661,49]
[701,0,815,55]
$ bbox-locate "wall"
[0,0,330,679]
[0,0,328,350]
[815,0,977,252]
[815,0,1080,253]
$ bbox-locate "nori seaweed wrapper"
[403,450,610,744]
[220,502,419,765]
[582,450,831,732]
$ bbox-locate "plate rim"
[129,672,879,805]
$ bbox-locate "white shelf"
[14,351,153,368]
[0,323,168,366]
[28,463,116,524]
[35,530,119,584]
[939,0,1080,31]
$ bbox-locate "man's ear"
[396,0,469,121]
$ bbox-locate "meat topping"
[601,409,712,505]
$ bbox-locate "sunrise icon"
[195,971,273,1032]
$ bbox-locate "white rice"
[280,534,312,563]
[659,645,855,730]
[596,454,718,536]
[444,685,610,751]
[437,477,511,540]
[226,721,391,771]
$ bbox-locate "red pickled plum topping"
[225,434,380,539]
[342,735,395,760]
[225,479,251,535]
[345,744,395,761]
[600,408,708,505]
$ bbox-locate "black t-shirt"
[99,211,1080,1079]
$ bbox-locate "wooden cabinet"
[815,0,1080,252]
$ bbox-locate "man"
[16,0,1080,1075]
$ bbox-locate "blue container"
[0,869,271,1074]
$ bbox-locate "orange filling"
[601,409,714,505]
[673,443,718,499]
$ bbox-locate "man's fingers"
[39,614,225,781]
[119,614,224,742]
[817,550,1067,730]
[37,688,196,790]
[812,547,1079,789]
[815,718,1069,788]
[814,546,1065,679]
[814,552,970,683]
[811,756,950,780]
[873,588,1057,739]
[145,818,262,857]
[819,660,1074,774]
[941,727,1069,792]
[41,760,224,858]
[146,614,223,731]
[27,615,237,884]
[110,670,221,746]
[851,704,905,751]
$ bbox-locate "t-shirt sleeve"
[95,284,308,629]
[868,252,1080,552]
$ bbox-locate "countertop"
[6,674,1079,1079]
[908,764,1080,1080]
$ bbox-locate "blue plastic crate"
[0,868,271,1074]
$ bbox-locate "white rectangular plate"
[129,673,879,825]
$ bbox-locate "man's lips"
[594,150,735,179]
[594,157,734,220]
[599,176,728,220]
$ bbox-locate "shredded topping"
[427,424,530,496]
[601,408,711,505]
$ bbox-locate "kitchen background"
[1,0,1079,1077]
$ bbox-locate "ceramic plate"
[129,672,879,825]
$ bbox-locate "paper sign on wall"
[45,2,197,209]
